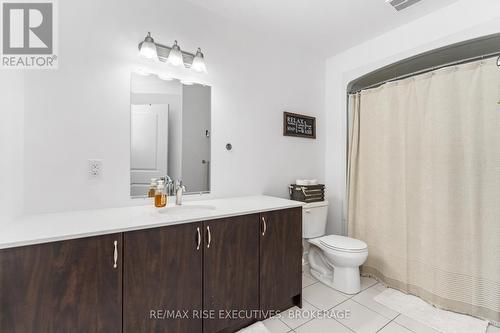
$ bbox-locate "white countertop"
[0,195,304,250]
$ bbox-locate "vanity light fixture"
[139,32,157,59]
[191,48,207,73]
[137,32,208,72]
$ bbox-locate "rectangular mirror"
[130,73,211,197]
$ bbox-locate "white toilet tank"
[302,201,328,239]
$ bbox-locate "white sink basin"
[158,204,216,215]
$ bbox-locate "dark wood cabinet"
[203,215,260,333]
[260,207,302,313]
[123,222,203,333]
[0,206,302,333]
[0,233,122,333]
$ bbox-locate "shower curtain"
[347,57,500,325]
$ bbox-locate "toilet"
[303,201,368,295]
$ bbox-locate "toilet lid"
[320,235,367,252]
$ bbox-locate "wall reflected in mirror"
[130,73,211,197]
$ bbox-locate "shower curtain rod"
[349,51,500,94]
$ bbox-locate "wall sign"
[283,112,316,139]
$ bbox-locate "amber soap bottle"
[154,181,167,208]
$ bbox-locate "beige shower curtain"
[348,57,500,325]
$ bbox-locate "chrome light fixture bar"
[138,32,207,73]
[386,0,423,11]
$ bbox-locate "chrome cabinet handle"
[207,226,211,248]
[196,227,201,250]
[113,240,118,269]
[261,217,267,236]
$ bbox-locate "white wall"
[324,0,500,235]
[0,0,324,218]
[0,73,24,223]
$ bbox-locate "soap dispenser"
[175,180,186,205]
[155,180,167,208]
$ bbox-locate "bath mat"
[237,321,271,333]
[374,288,489,333]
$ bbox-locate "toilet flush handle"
[305,209,311,214]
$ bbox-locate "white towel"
[237,321,271,333]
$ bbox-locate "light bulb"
[167,40,184,67]
[191,48,207,73]
[139,32,157,59]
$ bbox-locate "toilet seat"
[319,235,367,253]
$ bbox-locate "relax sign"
[1,0,57,69]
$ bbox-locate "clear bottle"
[154,180,167,208]
[148,178,157,198]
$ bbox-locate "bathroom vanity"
[0,196,303,333]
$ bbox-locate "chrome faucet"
[160,175,174,196]
[175,180,186,205]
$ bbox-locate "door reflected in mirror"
[130,73,211,197]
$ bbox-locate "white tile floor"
[263,268,500,333]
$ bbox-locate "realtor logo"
[1,0,57,68]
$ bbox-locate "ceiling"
[185,0,459,57]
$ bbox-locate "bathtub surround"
[347,58,500,325]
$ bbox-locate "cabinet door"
[0,234,122,333]
[203,215,260,333]
[260,208,302,313]
[123,222,203,333]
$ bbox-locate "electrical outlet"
[88,159,103,178]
